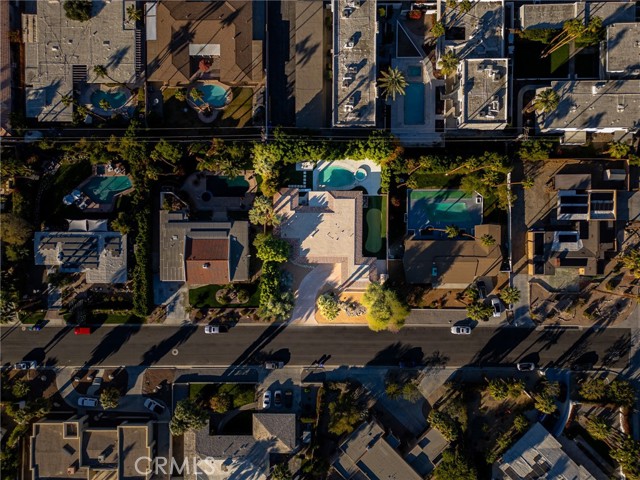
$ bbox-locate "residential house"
[605,23,640,77]
[30,416,154,480]
[332,0,377,127]
[184,413,297,480]
[276,189,377,290]
[34,220,127,284]
[159,201,249,285]
[330,420,442,480]
[527,168,625,277]
[494,422,608,480]
[22,0,140,122]
[146,0,264,87]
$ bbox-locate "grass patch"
[190,383,256,409]
[219,88,254,128]
[189,283,259,308]
[91,311,142,324]
[550,43,570,73]
[411,173,461,189]
[363,196,387,258]
[21,310,46,324]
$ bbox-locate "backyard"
[162,87,254,128]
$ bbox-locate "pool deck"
[313,160,381,195]
[181,172,258,215]
[75,168,134,213]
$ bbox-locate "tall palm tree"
[425,225,462,238]
[174,88,187,102]
[524,89,559,114]
[126,4,142,22]
[459,0,473,13]
[98,99,112,111]
[60,94,74,107]
[499,286,521,305]
[479,234,496,247]
[378,66,408,101]
[439,51,459,77]
[190,88,204,103]
[93,65,109,80]
[431,21,445,38]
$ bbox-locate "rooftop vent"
[202,263,210,269]
[617,104,625,112]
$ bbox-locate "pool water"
[319,165,355,188]
[404,83,425,125]
[82,176,132,203]
[193,84,229,108]
[408,65,422,76]
[91,89,129,110]
[205,176,249,196]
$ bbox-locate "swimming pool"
[404,83,425,125]
[407,189,483,235]
[82,176,132,204]
[192,84,230,108]
[319,165,355,188]
[205,176,249,196]
[91,89,129,110]
[408,65,422,76]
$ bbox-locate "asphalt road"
[0,325,632,370]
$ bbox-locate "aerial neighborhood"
[1,0,640,479]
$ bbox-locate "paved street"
[0,324,632,370]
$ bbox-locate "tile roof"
[185,259,229,285]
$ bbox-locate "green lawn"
[190,383,256,408]
[411,173,462,189]
[219,88,254,128]
[550,44,570,73]
[363,196,387,259]
[91,310,141,324]
[189,283,260,308]
[21,310,46,325]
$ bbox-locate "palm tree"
[524,89,559,114]
[190,88,204,103]
[60,94,74,107]
[174,88,187,102]
[621,250,640,278]
[496,177,535,189]
[446,0,457,10]
[439,51,460,77]
[378,66,408,101]
[459,0,473,13]
[479,234,496,247]
[542,17,602,58]
[431,21,445,38]
[499,286,521,305]
[93,65,109,80]
[606,141,632,159]
[126,4,142,22]
[98,99,112,111]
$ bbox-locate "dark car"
[476,281,487,299]
[284,390,293,408]
[274,390,283,407]
[29,320,46,331]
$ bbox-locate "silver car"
[451,326,472,335]
[14,361,38,370]
[517,362,536,371]
[262,391,272,409]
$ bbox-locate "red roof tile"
[185,238,229,284]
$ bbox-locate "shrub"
[579,378,607,402]
[11,380,30,399]
[317,293,340,320]
[608,380,636,407]
[209,394,232,413]
[63,0,92,21]
[428,410,460,441]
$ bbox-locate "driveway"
[290,264,341,325]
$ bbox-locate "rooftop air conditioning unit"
[617,104,625,112]
[98,455,105,463]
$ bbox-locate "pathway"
[290,264,341,325]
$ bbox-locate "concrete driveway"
[290,264,341,325]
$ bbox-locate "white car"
[262,391,272,409]
[14,361,38,370]
[491,298,502,317]
[144,398,166,414]
[517,362,536,372]
[451,326,472,335]
[204,325,221,334]
[78,397,98,408]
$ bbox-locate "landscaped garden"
[189,383,256,413]
[189,282,260,308]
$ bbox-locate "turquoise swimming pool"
[91,89,129,110]
[319,165,355,188]
[404,83,425,125]
[408,65,422,76]
[192,84,229,108]
[82,176,132,204]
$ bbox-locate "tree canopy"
[64,0,92,21]
[0,214,33,246]
[249,196,280,233]
[169,399,208,436]
[254,233,291,263]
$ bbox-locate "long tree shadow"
[83,324,142,368]
[365,342,424,366]
[138,326,197,366]
[221,322,289,377]
[469,326,536,366]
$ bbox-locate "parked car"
[28,320,46,331]
[491,297,502,317]
[476,281,487,299]
[78,397,98,408]
[274,390,283,407]
[264,361,284,370]
[92,376,103,388]
[74,326,91,335]
[284,390,293,409]
[516,362,536,371]
[14,361,38,370]
[262,391,272,409]
[204,325,221,334]
[144,398,165,414]
[450,326,471,335]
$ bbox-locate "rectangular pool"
[404,83,425,125]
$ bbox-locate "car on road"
[28,320,46,331]
[451,326,471,335]
[491,297,502,317]
[14,361,38,370]
[204,325,222,334]
[74,326,91,335]
[274,390,283,407]
[144,398,165,415]
[78,397,98,408]
[284,390,293,409]
[262,391,272,409]
[476,281,487,299]
[516,362,536,371]
[264,361,284,370]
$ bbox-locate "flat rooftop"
[539,80,640,132]
[332,0,376,126]
[459,59,508,129]
[445,1,504,58]
[31,423,84,480]
[22,0,138,122]
[276,189,374,288]
[520,2,634,30]
[606,23,640,74]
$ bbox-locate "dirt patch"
[315,292,368,324]
[103,368,129,395]
[142,368,174,405]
